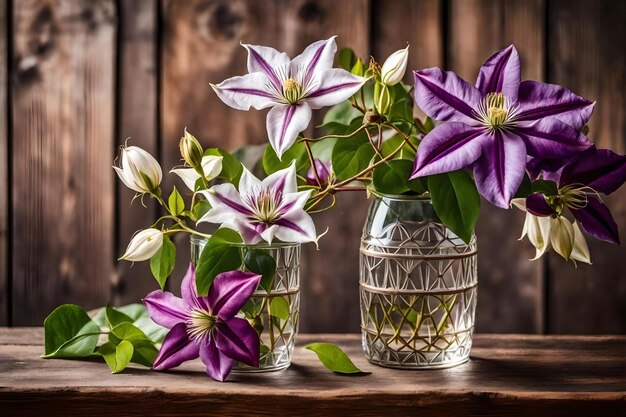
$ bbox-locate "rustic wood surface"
[1,0,626,334]
[1,329,625,416]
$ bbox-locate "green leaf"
[190,199,211,222]
[105,304,133,328]
[110,322,151,343]
[43,304,101,358]
[304,343,370,375]
[205,148,243,184]
[372,159,425,195]
[332,133,375,181]
[269,297,290,320]
[91,303,167,344]
[196,228,243,295]
[322,100,362,127]
[428,171,480,244]
[532,179,558,196]
[149,234,176,289]
[337,47,357,71]
[243,249,276,292]
[515,173,532,199]
[99,340,134,374]
[130,340,159,367]
[262,142,309,175]
[168,186,185,216]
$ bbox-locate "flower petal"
[291,36,337,87]
[238,165,263,195]
[516,117,592,158]
[475,45,521,102]
[274,210,317,243]
[516,80,595,130]
[212,72,276,111]
[170,167,200,191]
[410,122,489,178]
[180,264,210,311]
[304,69,366,110]
[260,225,280,244]
[266,103,312,159]
[413,68,482,124]
[231,219,264,245]
[215,317,260,367]
[559,148,626,195]
[526,193,556,217]
[199,183,252,224]
[199,335,235,381]
[200,155,224,181]
[278,190,312,214]
[262,163,298,195]
[207,270,261,320]
[550,216,575,260]
[570,197,620,244]
[473,131,527,208]
[528,214,552,260]
[242,43,290,90]
[143,290,189,329]
[152,322,199,371]
[571,221,592,264]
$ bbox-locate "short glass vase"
[359,195,478,369]
[190,235,300,372]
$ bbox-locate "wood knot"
[298,1,326,23]
[206,1,246,41]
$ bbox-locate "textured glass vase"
[359,195,478,369]
[190,235,300,372]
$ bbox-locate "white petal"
[260,224,280,244]
[266,103,312,159]
[170,167,200,191]
[262,163,298,195]
[114,166,142,193]
[550,216,575,260]
[571,221,592,264]
[198,184,251,224]
[274,210,317,243]
[121,229,163,262]
[510,198,527,211]
[278,190,312,214]
[304,69,367,109]
[200,155,223,180]
[291,36,337,87]
[242,43,290,89]
[238,165,263,194]
[127,146,162,187]
[212,72,277,111]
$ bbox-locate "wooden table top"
[1,328,625,416]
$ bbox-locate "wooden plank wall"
[1,0,625,333]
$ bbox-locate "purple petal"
[306,158,331,185]
[199,335,235,381]
[410,122,489,178]
[152,323,199,370]
[559,148,626,195]
[475,45,521,102]
[516,80,595,130]
[266,103,312,159]
[207,271,261,320]
[242,43,290,91]
[473,131,527,209]
[413,68,482,124]
[274,210,317,243]
[291,36,337,87]
[212,72,277,111]
[304,69,366,110]
[571,197,620,244]
[215,317,260,367]
[231,219,264,245]
[526,193,556,216]
[180,264,211,312]
[199,183,253,225]
[516,118,592,158]
[143,290,188,329]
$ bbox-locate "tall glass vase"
[359,195,478,369]
[191,236,300,372]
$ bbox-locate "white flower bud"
[381,45,409,86]
[114,145,162,194]
[121,228,164,262]
[180,128,204,168]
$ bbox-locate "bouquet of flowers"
[43,36,626,380]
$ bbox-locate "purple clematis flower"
[410,45,594,208]
[306,158,332,187]
[143,264,261,381]
[211,36,367,158]
[525,147,626,244]
[199,163,316,245]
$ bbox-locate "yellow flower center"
[485,93,508,128]
[186,309,216,342]
[282,78,302,104]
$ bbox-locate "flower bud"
[306,158,332,186]
[114,145,162,194]
[171,155,223,191]
[375,84,391,116]
[522,212,552,261]
[180,128,204,168]
[381,45,409,86]
[121,228,164,262]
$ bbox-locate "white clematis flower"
[170,155,223,191]
[211,36,367,159]
[199,163,316,245]
[121,228,164,262]
[114,145,162,194]
[381,45,409,86]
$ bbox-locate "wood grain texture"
[1,330,625,416]
[113,0,159,306]
[10,0,116,324]
[448,0,546,333]
[547,0,626,334]
[0,0,8,325]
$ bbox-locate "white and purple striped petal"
[291,36,337,87]
[211,72,277,111]
[242,43,290,90]
[475,45,521,102]
[262,163,298,195]
[304,69,367,110]
[266,103,312,159]
[199,183,253,224]
[274,211,317,243]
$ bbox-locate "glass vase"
[359,195,478,369]
[190,235,300,372]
